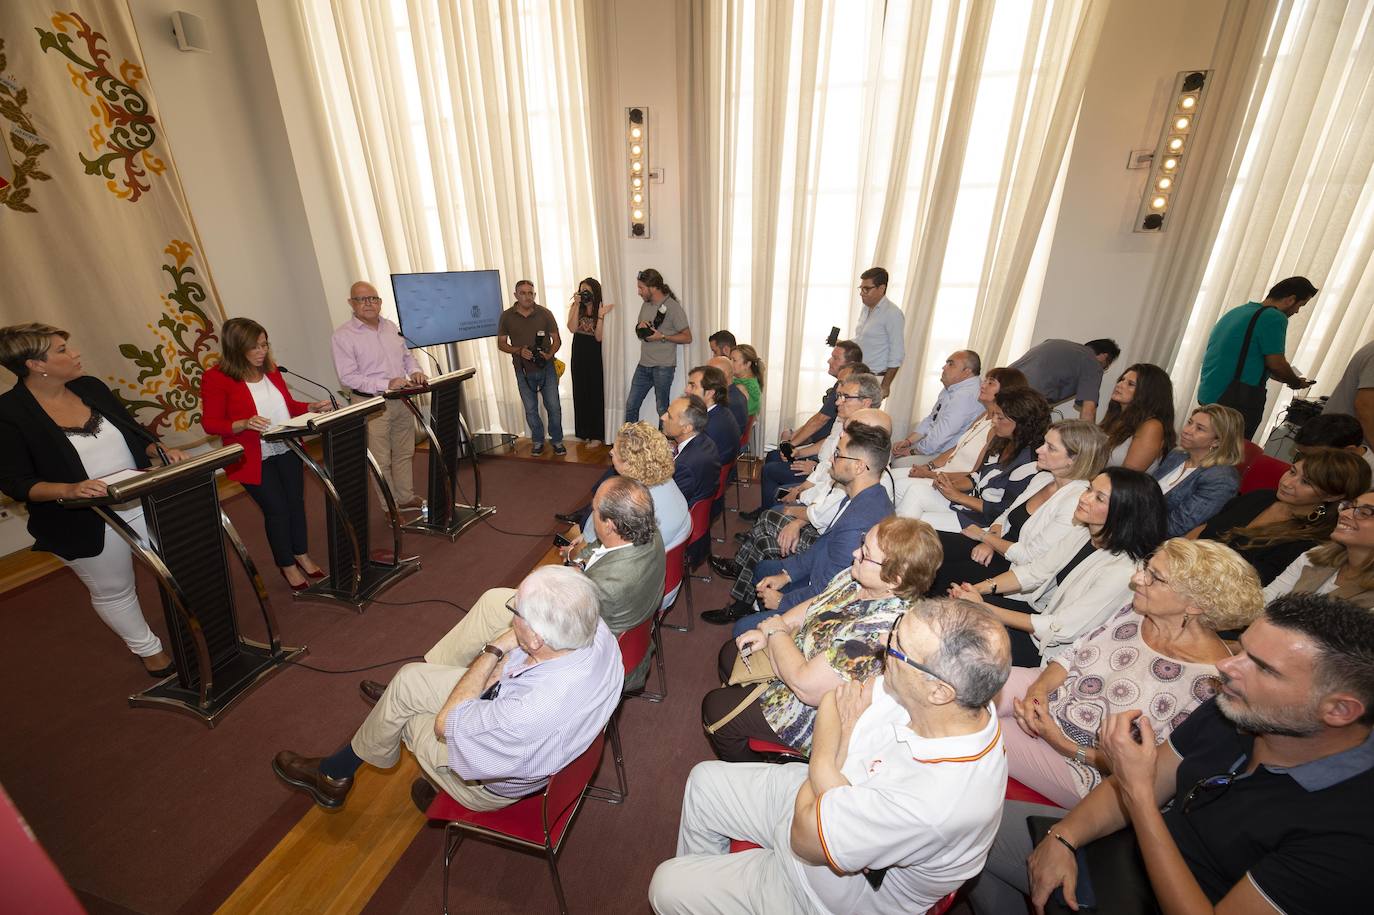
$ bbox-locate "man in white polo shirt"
[650,598,1011,915]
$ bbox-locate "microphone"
[277,366,340,411]
[131,421,172,465]
[399,331,444,376]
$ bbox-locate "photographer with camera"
[497,280,565,455]
[626,268,692,423]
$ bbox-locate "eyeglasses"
[857,284,879,293]
[1135,560,1170,586]
[858,542,883,566]
[349,295,383,306]
[1337,500,1374,520]
[832,453,867,470]
[504,594,524,618]
[884,613,954,688]
[1180,771,1238,814]
[835,392,865,402]
[636,270,650,282]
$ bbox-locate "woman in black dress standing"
[567,277,614,445]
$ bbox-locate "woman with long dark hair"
[900,387,1051,533]
[0,323,189,675]
[1098,362,1175,471]
[950,466,1168,665]
[566,277,613,445]
[200,318,331,591]
[1197,447,1370,584]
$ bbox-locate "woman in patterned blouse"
[700,516,941,761]
[994,537,1261,807]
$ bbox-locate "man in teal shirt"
[1197,276,1317,436]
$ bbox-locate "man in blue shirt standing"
[853,267,906,400]
[1197,275,1316,437]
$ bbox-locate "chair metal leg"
[587,713,629,802]
[547,846,570,915]
[442,826,465,915]
[630,621,667,701]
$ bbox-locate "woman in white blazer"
[932,421,1109,595]
[948,467,1169,666]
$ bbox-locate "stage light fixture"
[1135,70,1211,233]
[627,107,649,238]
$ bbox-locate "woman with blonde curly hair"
[578,421,690,552]
[993,537,1261,807]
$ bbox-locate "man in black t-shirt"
[998,593,1374,915]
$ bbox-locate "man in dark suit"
[705,421,894,632]
[662,394,721,506]
[686,364,741,464]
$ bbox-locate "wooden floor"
[212,437,604,914]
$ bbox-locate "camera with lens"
[530,330,549,367]
[637,302,669,340]
[577,288,593,305]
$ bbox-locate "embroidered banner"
[0,4,224,444]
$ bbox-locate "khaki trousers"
[348,586,520,813]
[368,398,417,505]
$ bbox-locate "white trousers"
[893,477,962,532]
[648,761,819,915]
[61,511,163,658]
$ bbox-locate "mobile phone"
[774,486,793,502]
[553,532,572,548]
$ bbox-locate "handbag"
[554,357,566,378]
[1214,307,1267,434]
[704,647,778,735]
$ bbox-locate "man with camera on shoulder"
[497,279,565,455]
[626,268,692,423]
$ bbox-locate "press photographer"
[625,267,691,423]
[497,279,566,455]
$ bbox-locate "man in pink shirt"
[331,281,427,509]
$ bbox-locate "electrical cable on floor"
[286,655,424,674]
[450,458,578,539]
[367,596,468,612]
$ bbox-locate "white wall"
[127,0,337,389]
[1033,0,1229,371]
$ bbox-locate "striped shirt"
[444,619,622,798]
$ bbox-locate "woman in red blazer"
[201,318,331,590]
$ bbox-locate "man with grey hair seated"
[271,564,623,814]
[651,598,1011,914]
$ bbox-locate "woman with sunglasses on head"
[1150,403,1247,536]
[993,537,1260,808]
[1263,492,1374,608]
[950,467,1169,666]
[932,421,1109,595]
[1098,362,1175,472]
[1195,448,1370,585]
[200,318,333,592]
[0,323,191,676]
[900,387,1051,533]
[700,517,940,762]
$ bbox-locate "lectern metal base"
[128,639,307,728]
[291,557,422,612]
[403,504,496,541]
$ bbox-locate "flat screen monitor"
[390,269,504,347]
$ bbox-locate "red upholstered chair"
[426,729,608,915]
[589,616,657,799]
[658,541,690,634]
[686,497,715,585]
[724,840,956,914]
[747,736,808,763]
[1005,776,1064,809]
[713,460,736,543]
[1240,443,1291,495]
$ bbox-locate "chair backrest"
[713,461,732,500]
[615,616,654,675]
[687,498,713,547]
[1239,440,1263,478]
[541,730,607,844]
[1240,451,1291,495]
[663,541,686,597]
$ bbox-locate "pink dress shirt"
[330,316,420,395]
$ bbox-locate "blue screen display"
[390,270,504,347]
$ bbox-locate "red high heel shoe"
[279,567,309,592]
[296,561,327,580]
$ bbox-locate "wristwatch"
[1074,746,1088,765]
[480,644,505,662]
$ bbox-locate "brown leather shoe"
[410,776,439,814]
[272,751,353,809]
[359,679,387,706]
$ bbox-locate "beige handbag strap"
[704,682,770,735]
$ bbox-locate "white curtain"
[1144,0,1374,436]
[677,0,1107,443]
[291,0,620,436]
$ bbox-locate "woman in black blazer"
[0,323,188,675]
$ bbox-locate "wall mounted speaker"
[171,10,210,53]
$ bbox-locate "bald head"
[898,597,1011,710]
[347,280,382,326]
[709,355,734,381]
[849,408,891,433]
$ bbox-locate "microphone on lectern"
[277,366,340,411]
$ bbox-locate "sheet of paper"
[269,412,319,434]
[99,468,145,485]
